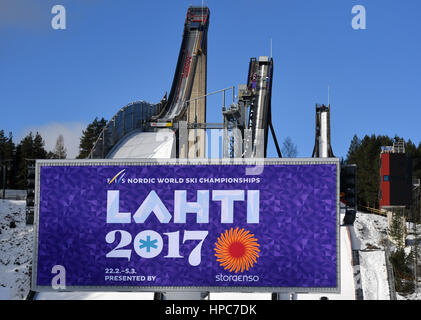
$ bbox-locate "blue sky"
[0,0,420,158]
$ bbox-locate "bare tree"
[52,134,67,159]
[281,136,298,158]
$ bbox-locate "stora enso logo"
[107,169,126,185]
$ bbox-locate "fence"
[1,189,27,200]
[358,205,387,216]
[384,241,398,300]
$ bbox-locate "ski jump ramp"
[107,130,175,159]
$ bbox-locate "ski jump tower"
[150,6,209,159]
[312,104,334,158]
[178,6,209,158]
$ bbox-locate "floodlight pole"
[1,160,12,199]
[2,163,6,199]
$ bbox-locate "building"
[379,140,412,209]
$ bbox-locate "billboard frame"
[32,157,340,294]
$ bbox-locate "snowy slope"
[359,250,390,300]
[107,129,175,159]
[354,212,391,300]
[0,200,33,300]
[354,212,389,250]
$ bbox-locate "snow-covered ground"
[354,212,391,300]
[1,198,419,300]
[354,211,421,300]
[0,199,33,300]
[354,212,389,250]
[1,190,26,200]
[359,250,390,300]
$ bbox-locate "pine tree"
[33,132,48,159]
[346,134,361,163]
[15,132,32,188]
[345,134,393,207]
[14,132,48,189]
[390,208,406,249]
[77,117,107,159]
[407,141,421,180]
[0,130,10,160]
[4,132,16,189]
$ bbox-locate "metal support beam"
[269,120,282,158]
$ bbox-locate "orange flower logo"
[214,227,260,273]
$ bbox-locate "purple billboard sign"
[32,159,340,292]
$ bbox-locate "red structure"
[379,141,412,209]
[379,151,391,208]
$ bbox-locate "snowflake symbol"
[139,235,158,253]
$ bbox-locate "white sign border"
[32,158,341,294]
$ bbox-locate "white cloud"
[18,122,86,159]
